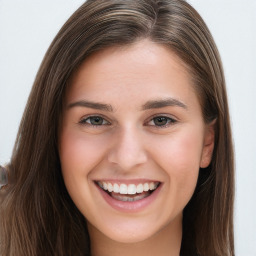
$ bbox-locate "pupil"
[154,117,167,126]
[91,117,103,125]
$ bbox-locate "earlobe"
[200,120,216,168]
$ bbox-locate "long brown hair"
[0,0,234,255]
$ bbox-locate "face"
[59,40,214,243]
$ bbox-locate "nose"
[107,126,148,171]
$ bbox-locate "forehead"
[65,40,200,112]
[72,40,191,82]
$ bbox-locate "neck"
[89,214,182,256]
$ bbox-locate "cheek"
[58,128,109,218]
[59,128,108,175]
[170,132,203,173]
[154,128,203,168]
[150,127,204,201]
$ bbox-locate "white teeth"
[111,192,149,202]
[103,182,108,190]
[143,183,149,191]
[136,184,144,193]
[149,182,157,190]
[119,184,127,194]
[98,181,159,195]
[107,183,113,192]
[113,183,119,193]
[127,184,136,194]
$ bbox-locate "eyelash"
[79,115,111,127]
[146,115,177,128]
[78,115,177,128]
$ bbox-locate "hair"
[0,0,234,255]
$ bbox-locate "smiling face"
[59,40,215,245]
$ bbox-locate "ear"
[200,119,216,168]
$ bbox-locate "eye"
[147,116,177,127]
[79,116,110,126]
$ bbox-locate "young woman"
[0,0,234,255]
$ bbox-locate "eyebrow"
[67,100,113,112]
[67,97,187,112]
[141,98,188,110]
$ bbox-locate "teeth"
[107,183,113,192]
[127,184,136,194]
[111,192,150,202]
[120,184,127,194]
[113,183,119,193]
[136,184,143,193]
[149,182,156,190]
[103,182,108,190]
[143,183,149,191]
[97,181,159,195]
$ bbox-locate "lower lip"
[95,183,162,213]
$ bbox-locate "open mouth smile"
[95,180,162,212]
[97,181,160,202]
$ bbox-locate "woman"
[0,0,234,255]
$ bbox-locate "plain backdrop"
[0,1,255,255]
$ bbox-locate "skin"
[59,40,215,256]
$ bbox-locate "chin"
[101,226,158,244]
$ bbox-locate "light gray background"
[0,1,255,255]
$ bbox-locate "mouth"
[96,181,161,202]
